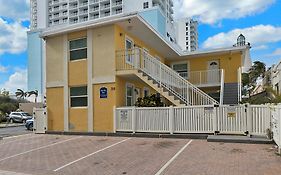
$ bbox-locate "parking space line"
[3,133,34,140]
[0,134,41,145]
[155,140,193,175]
[0,136,83,162]
[53,138,131,172]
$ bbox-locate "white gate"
[115,105,272,136]
[217,105,247,134]
[33,108,47,134]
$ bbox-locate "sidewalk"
[0,170,31,175]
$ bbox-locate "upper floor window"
[69,38,87,61]
[143,2,149,9]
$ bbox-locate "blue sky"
[0,0,281,93]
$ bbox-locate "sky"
[0,0,281,93]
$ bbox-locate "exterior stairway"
[116,48,219,106]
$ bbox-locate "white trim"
[92,76,115,84]
[125,35,134,64]
[87,29,93,132]
[63,34,69,132]
[46,81,64,88]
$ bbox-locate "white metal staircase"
[116,48,219,106]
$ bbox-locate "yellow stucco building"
[42,14,251,133]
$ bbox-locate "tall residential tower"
[175,18,198,52]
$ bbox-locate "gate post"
[213,104,219,135]
[169,106,174,134]
[246,104,252,137]
[132,107,136,133]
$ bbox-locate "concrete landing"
[207,135,273,144]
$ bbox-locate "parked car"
[9,112,32,123]
[25,118,34,130]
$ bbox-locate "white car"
[9,112,32,123]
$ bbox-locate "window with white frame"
[126,84,134,106]
[172,62,189,79]
[143,2,149,9]
[70,86,88,107]
[69,38,87,61]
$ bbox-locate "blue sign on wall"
[100,87,108,98]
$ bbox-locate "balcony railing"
[179,69,224,87]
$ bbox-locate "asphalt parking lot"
[0,134,280,175]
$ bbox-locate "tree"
[249,61,266,84]
[0,89,9,96]
[15,89,26,99]
[27,90,38,103]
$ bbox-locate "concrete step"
[207,135,273,144]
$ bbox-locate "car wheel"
[28,123,33,130]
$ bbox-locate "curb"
[45,131,209,140]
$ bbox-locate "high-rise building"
[175,18,198,52]
[28,0,175,102]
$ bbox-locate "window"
[69,38,87,61]
[172,62,188,79]
[70,86,88,107]
[126,84,134,106]
[143,2,149,9]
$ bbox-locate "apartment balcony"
[100,4,110,10]
[180,69,224,88]
[79,1,88,7]
[112,0,122,8]
[89,0,99,4]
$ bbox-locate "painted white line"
[155,140,193,175]
[0,136,83,162]
[1,135,41,145]
[54,138,131,172]
[3,133,34,140]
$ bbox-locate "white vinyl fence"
[115,104,281,152]
[115,105,270,135]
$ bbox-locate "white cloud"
[0,69,27,93]
[174,0,275,24]
[0,18,28,55]
[252,45,268,51]
[269,48,281,56]
[0,0,30,21]
[202,25,281,49]
[0,64,7,73]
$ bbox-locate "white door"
[125,38,134,65]
[207,61,220,84]
[33,108,47,134]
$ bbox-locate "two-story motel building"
[42,12,251,133]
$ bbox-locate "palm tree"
[249,61,266,84]
[27,90,38,103]
[15,89,25,99]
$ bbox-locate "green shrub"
[135,94,164,107]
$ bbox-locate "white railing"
[189,69,223,87]
[115,104,272,135]
[115,104,281,152]
[116,48,218,105]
